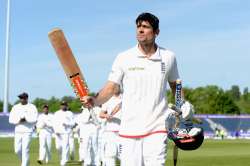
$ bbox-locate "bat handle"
[173,144,178,166]
[174,159,177,166]
[80,96,95,108]
[88,108,100,127]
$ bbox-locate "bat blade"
[48,28,100,126]
[48,28,89,98]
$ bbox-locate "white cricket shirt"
[108,45,179,138]
[53,109,74,134]
[36,113,54,133]
[9,103,38,133]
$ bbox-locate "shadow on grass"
[66,160,83,165]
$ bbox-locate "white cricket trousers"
[14,132,32,166]
[102,132,120,166]
[79,136,89,162]
[69,135,75,160]
[81,132,100,166]
[39,130,52,162]
[55,133,70,166]
[119,133,167,166]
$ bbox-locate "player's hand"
[180,101,194,121]
[106,114,113,121]
[80,96,95,108]
[19,118,26,123]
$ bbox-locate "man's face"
[20,98,28,105]
[43,107,49,114]
[136,21,159,45]
[60,104,68,111]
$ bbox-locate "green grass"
[0,138,250,166]
[167,139,250,166]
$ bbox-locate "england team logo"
[161,62,166,73]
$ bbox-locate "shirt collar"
[135,44,161,60]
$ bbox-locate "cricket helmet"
[172,127,204,150]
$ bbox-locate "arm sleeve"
[36,116,44,128]
[9,107,20,125]
[108,54,124,85]
[75,115,80,125]
[168,55,180,82]
[52,112,61,133]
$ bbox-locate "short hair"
[136,12,159,31]
[43,104,49,109]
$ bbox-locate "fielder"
[96,111,107,164]
[9,92,38,166]
[99,92,122,166]
[75,106,101,166]
[36,104,54,164]
[53,101,75,166]
[82,12,183,166]
[75,107,90,163]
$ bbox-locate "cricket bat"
[173,79,182,166]
[48,28,99,125]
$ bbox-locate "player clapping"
[9,92,38,166]
[53,101,75,166]
[36,104,54,165]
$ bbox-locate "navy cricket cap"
[18,92,29,99]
